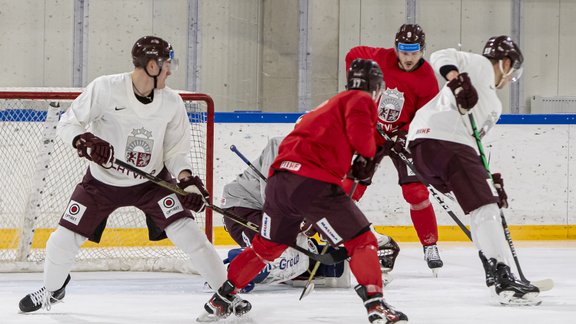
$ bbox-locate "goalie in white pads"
[18,36,246,314]
[407,36,540,306]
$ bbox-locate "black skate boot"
[19,274,71,313]
[354,284,408,324]
[197,280,252,322]
[423,245,443,277]
[378,237,400,273]
[478,251,496,288]
[490,259,541,306]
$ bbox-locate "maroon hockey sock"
[410,203,438,246]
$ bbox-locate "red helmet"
[131,36,174,68]
[395,24,425,52]
[347,59,384,94]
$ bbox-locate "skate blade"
[196,311,223,322]
[431,268,439,278]
[382,272,394,287]
[498,291,542,306]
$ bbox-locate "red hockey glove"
[446,72,478,114]
[74,132,115,168]
[178,176,210,212]
[491,173,508,209]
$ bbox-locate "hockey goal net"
[0,89,214,273]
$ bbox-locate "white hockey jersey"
[57,72,193,186]
[221,136,284,209]
[407,49,502,153]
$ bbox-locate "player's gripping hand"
[178,176,210,212]
[74,132,115,168]
[447,72,478,114]
[491,173,509,209]
[350,155,377,183]
[392,129,408,155]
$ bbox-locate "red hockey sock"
[410,203,438,246]
[228,235,286,289]
[344,231,382,295]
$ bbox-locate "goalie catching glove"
[446,72,478,114]
[491,173,508,209]
[74,132,115,168]
[178,175,210,212]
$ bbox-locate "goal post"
[0,89,214,273]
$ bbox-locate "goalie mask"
[482,35,524,86]
[346,58,384,101]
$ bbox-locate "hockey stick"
[114,158,348,265]
[299,181,359,300]
[467,114,554,291]
[230,145,268,181]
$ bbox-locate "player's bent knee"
[343,230,378,256]
[401,182,430,206]
[251,235,286,262]
[165,217,209,253]
[470,204,500,227]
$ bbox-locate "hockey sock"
[228,235,286,289]
[409,202,438,246]
[470,203,510,263]
[165,218,227,289]
[344,231,382,295]
[44,226,87,291]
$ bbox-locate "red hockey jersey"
[345,46,439,144]
[270,90,377,185]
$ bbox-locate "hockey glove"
[74,132,115,168]
[350,155,377,183]
[491,173,508,209]
[300,219,317,238]
[392,129,408,156]
[178,176,210,212]
[446,72,478,114]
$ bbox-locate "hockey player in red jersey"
[344,24,443,274]
[198,59,408,324]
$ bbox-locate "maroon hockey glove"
[300,219,317,237]
[74,132,115,168]
[392,129,408,155]
[347,146,386,185]
[350,155,377,183]
[491,173,509,209]
[177,176,210,212]
[446,72,478,114]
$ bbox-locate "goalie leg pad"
[44,226,87,291]
[166,218,227,290]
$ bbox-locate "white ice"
[1,241,574,324]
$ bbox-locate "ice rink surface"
[1,241,574,324]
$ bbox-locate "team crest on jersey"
[125,127,154,167]
[378,88,405,123]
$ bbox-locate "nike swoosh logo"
[115,106,126,111]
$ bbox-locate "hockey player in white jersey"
[406,35,540,306]
[18,36,247,314]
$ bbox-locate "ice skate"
[197,280,252,322]
[19,274,71,313]
[355,284,408,323]
[491,260,541,306]
[423,244,443,277]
